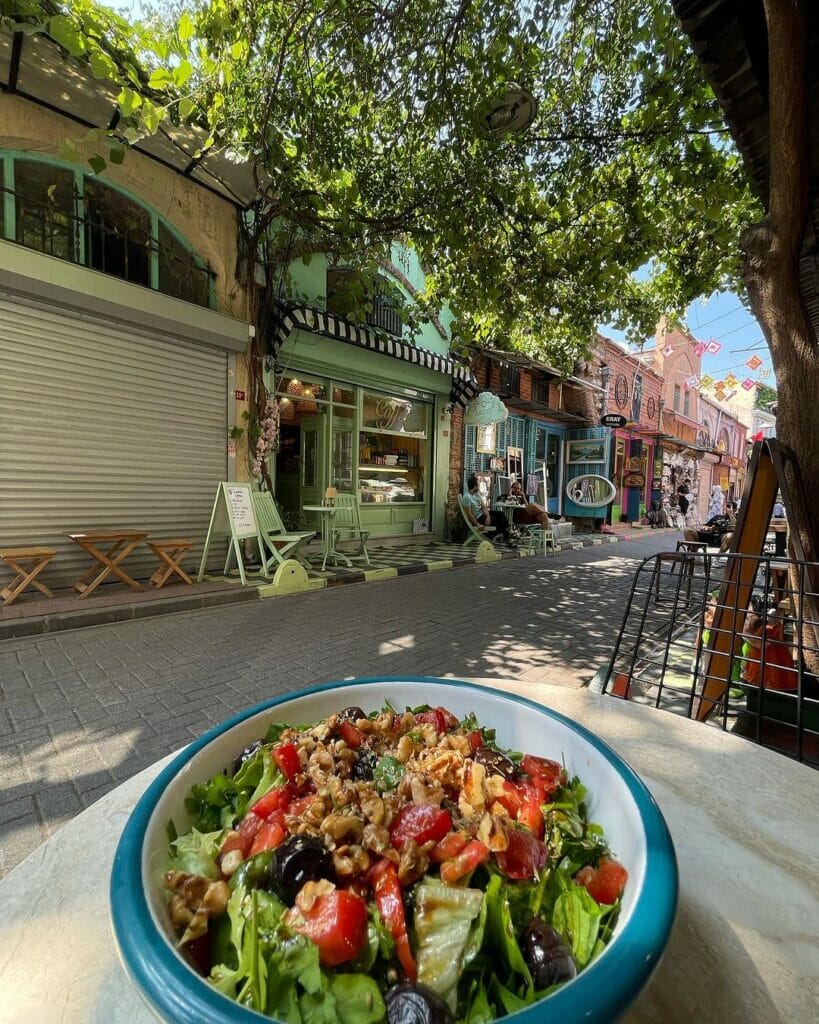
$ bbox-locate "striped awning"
[269,304,478,408]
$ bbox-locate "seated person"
[504,480,557,530]
[684,505,736,547]
[463,474,516,547]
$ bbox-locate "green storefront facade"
[265,247,474,540]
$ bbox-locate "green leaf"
[485,874,532,988]
[331,975,386,1024]
[49,15,85,57]
[89,48,117,80]
[415,879,485,1009]
[552,882,604,968]
[108,144,126,165]
[148,68,174,90]
[87,155,107,175]
[118,87,143,117]
[372,755,404,793]
[168,826,224,879]
[179,96,196,120]
[173,60,194,88]
[177,11,194,43]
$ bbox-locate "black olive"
[350,747,377,781]
[520,918,577,989]
[270,835,334,904]
[385,982,453,1024]
[473,746,518,780]
[231,739,262,775]
[338,705,367,723]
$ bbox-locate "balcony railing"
[365,290,403,336]
[499,364,521,396]
[3,184,214,308]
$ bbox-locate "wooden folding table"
[66,531,149,599]
[147,539,193,588]
[0,547,56,607]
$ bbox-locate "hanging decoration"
[741,378,756,391]
[700,374,714,389]
[746,355,763,371]
[662,344,674,357]
[724,372,738,387]
[251,397,281,476]
[693,341,707,357]
[706,340,722,354]
[759,369,772,379]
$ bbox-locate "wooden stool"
[147,539,193,588]
[0,547,56,607]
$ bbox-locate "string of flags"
[746,354,763,370]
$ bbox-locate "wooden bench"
[0,547,56,607]
[147,539,193,588]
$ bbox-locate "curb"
[0,532,631,639]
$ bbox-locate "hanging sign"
[600,413,627,428]
[746,355,763,371]
[197,482,268,586]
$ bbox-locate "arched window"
[0,152,213,308]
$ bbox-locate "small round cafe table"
[0,680,816,1024]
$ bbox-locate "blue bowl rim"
[110,675,678,1024]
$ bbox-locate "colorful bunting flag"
[706,340,722,354]
[746,355,763,370]
[700,374,714,389]
[725,373,738,387]
[759,369,772,379]
[741,378,755,391]
[693,341,707,357]
[662,344,674,357]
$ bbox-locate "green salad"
[163,701,627,1023]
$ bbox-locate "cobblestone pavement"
[0,531,675,876]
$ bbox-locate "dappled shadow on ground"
[0,535,676,875]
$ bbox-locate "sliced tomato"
[248,811,287,857]
[274,742,301,781]
[389,804,452,850]
[520,754,564,794]
[235,811,263,850]
[576,858,628,905]
[430,830,471,863]
[437,707,460,730]
[440,840,490,884]
[495,828,549,880]
[414,706,458,734]
[250,783,294,820]
[287,889,368,967]
[495,780,523,817]
[370,860,417,980]
[288,794,316,817]
[336,720,363,748]
[517,798,544,839]
[467,729,483,753]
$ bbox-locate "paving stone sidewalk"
[0,532,675,876]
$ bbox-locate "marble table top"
[0,681,817,1024]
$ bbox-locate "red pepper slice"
[467,729,484,753]
[274,742,301,781]
[369,860,417,981]
[389,804,452,850]
[440,839,490,884]
[250,783,294,820]
[287,889,368,967]
[430,831,471,863]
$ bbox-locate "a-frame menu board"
[197,483,267,585]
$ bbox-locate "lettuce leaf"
[185,774,236,833]
[485,874,532,988]
[415,879,485,1009]
[552,881,604,968]
[168,827,224,879]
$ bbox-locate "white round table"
[0,681,817,1024]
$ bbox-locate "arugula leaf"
[331,974,387,1024]
[168,827,224,879]
[299,973,337,1024]
[185,773,236,832]
[373,754,405,793]
[265,721,292,744]
[485,875,532,988]
[552,881,604,968]
[492,977,530,1014]
[233,747,285,820]
[354,903,395,970]
[463,977,495,1024]
[410,703,431,714]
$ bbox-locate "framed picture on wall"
[476,423,497,454]
[566,438,609,465]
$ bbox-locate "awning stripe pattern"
[269,304,479,408]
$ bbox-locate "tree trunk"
[742,0,819,562]
[742,0,819,670]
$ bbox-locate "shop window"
[361,390,427,436]
[157,221,210,306]
[631,373,643,422]
[359,388,428,504]
[15,160,77,261]
[85,178,151,286]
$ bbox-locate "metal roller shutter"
[0,297,227,588]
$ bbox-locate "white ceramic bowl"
[111,676,677,1023]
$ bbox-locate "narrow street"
[0,532,673,876]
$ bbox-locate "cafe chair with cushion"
[251,491,315,571]
[331,493,371,564]
[457,494,497,547]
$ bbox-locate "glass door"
[534,425,563,514]
[300,414,326,515]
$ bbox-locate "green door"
[300,414,326,519]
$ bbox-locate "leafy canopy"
[4,0,759,366]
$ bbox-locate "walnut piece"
[164,871,230,945]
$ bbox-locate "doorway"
[533,424,563,514]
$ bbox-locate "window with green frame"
[1,152,214,308]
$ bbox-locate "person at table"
[464,474,516,547]
[683,503,736,548]
[503,480,556,531]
